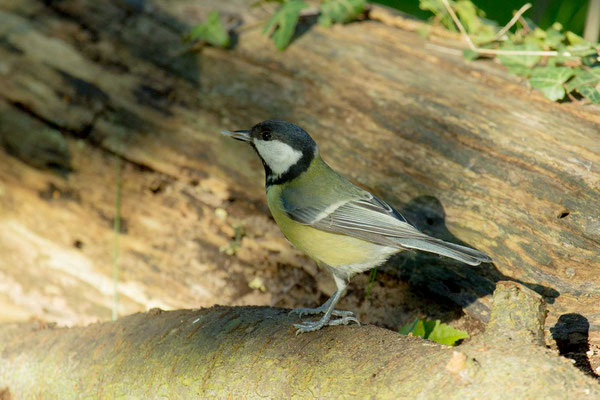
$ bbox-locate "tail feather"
[396,237,492,266]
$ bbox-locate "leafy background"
[376,0,591,35]
[188,1,600,104]
[418,0,600,103]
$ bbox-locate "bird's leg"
[289,294,352,317]
[292,274,360,334]
[289,292,356,318]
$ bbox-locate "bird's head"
[222,120,317,185]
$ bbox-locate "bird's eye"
[261,131,272,141]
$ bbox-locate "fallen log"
[0,0,598,347]
[0,282,597,398]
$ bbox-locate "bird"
[221,120,491,334]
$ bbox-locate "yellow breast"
[266,186,383,268]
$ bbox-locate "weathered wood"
[0,0,599,346]
[1,282,598,399]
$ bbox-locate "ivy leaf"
[411,320,427,337]
[529,66,575,101]
[454,0,495,40]
[420,0,494,39]
[454,0,482,33]
[263,0,309,50]
[400,319,468,346]
[399,319,419,335]
[565,31,586,46]
[419,0,448,17]
[567,67,600,104]
[400,319,432,338]
[566,67,600,92]
[497,42,542,69]
[420,0,456,31]
[544,27,566,49]
[318,0,366,27]
[505,64,533,77]
[564,31,597,58]
[428,320,470,346]
[566,45,598,58]
[579,85,600,104]
[186,11,230,48]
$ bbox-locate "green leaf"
[454,0,494,36]
[567,67,600,104]
[419,0,447,16]
[497,42,542,69]
[400,319,469,346]
[565,45,598,58]
[579,85,600,104]
[565,31,586,46]
[263,0,309,50]
[412,320,427,337]
[399,319,420,335]
[428,320,470,345]
[422,319,438,338]
[420,0,456,31]
[506,64,533,77]
[186,11,230,48]
[454,0,481,33]
[419,0,494,38]
[400,319,430,338]
[529,66,575,101]
[318,0,366,27]
[544,27,566,49]
[566,68,600,92]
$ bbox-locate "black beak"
[221,129,251,143]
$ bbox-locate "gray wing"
[281,189,491,266]
[282,189,428,246]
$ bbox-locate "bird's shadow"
[378,195,560,324]
[551,313,595,377]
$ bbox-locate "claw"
[293,313,361,334]
[294,321,324,335]
[289,276,361,334]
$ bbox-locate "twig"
[463,48,561,56]
[440,0,476,49]
[440,0,566,57]
[518,16,531,34]
[493,3,532,40]
[564,83,578,102]
[583,0,600,43]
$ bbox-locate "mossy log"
[0,0,599,347]
[0,282,598,399]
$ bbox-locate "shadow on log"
[1,282,598,398]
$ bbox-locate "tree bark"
[0,282,598,399]
[0,0,599,346]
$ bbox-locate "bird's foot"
[289,306,355,319]
[293,312,360,335]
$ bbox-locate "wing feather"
[280,183,491,265]
[282,189,428,245]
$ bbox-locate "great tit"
[222,120,491,334]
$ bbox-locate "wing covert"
[280,187,428,246]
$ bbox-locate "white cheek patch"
[254,139,303,176]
